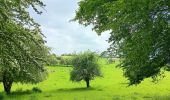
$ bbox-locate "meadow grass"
[1,59,170,100]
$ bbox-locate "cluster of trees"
[61,53,77,56]
[59,57,73,66]
[46,53,74,66]
[74,0,170,85]
[0,0,49,94]
[46,53,59,66]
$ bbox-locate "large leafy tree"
[74,0,170,85]
[70,51,102,88]
[0,0,49,93]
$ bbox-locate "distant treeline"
[46,54,74,67]
[61,53,77,56]
[46,51,118,66]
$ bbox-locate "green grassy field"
[1,59,170,100]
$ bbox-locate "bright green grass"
[1,60,170,100]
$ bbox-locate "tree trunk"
[85,78,90,88]
[3,71,13,94]
[3,80,13,94]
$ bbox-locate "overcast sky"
[29,0,110,55]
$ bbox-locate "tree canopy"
[74,0,170,85]
[70,51,102,88]
[0,0,49,93]
[0,0,44,26]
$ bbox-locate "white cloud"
[29,0,110,55]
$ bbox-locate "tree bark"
[3,71,13,94]
[3,80,13,94]
[85,78,90,88]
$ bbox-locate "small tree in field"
[70,51,102,88]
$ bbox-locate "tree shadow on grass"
[56,87,97,92]
[9,90,33,96]
[145,95,170,100]
[9,87,42,96]
[6,90,39,100]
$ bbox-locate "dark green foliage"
[70,51,102,88]
[74,0,170,85]
[0,0,48,93]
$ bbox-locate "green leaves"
[74,0,170,85]
[0,0,45,27]
[0,21,48,84]
[70,51,102,82]
[0,0,48,86]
